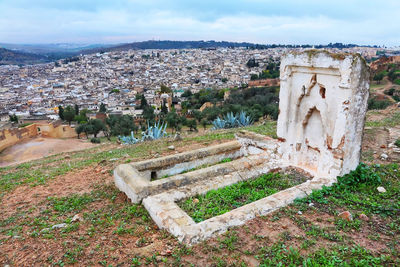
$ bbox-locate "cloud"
[0,0,399,45]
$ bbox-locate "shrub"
[395,139,400,148]
[384,88,396,96]
[367,98,391,110]
[90,137,101,144]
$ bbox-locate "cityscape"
[1,0,400,266]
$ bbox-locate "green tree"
[246,58,259,68]
[74,108,89,124]
[143,106,155,124]
[87,119,106,138]
[161,101,169,115]
[192,110,203,123]
[181,90,192,97]
[58,105,64,120]
[9,114,18,123]
[74,104,79,115]
[140,95,148,109]
[201,119,208,130]
[75,124,84,139]
[250,74,259,80]
[160,84,172,93]
[99,103,107,113]
[166,111,180,133]
[185,119,197,132]
[64,106,75,125]
[106,115,137,136]
[373,72,385,84]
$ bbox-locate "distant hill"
[80,40,266,54]
[0,48,49,65]
[0,40,370,65]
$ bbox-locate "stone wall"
[0,124,37,152]
[36,122,77,139]
[0,122,77,152]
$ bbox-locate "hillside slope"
[0,47,49,65]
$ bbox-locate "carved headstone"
[277,50,370,179]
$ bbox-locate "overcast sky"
[0,0,399,46]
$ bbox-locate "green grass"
[296,163,399,219]
[257,243,389,266]
[365,112,400,128]
[178,171,308,222]
[0,121,276,200]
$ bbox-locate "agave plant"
[119,131,140,145]
[141,121,168,141]
[212,117,227,130]
[211,110,253,130]
[237,111,253,127]
[223,112,238,128]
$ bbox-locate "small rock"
[193,198,199,204]
[297,211,303,215]
[380,153,388,160]
[71,214,81,222]
[338,211,353,221]
[168,145,175,150]
[65,155,71,159]
[109,158,119,161]
[359,213,369,221]
[308,202,314,207]
[377,186,386,193]
[40,228,50,233]
[174,132,182,141]
[52,223,67,229]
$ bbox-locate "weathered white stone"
[380,153,388,160]
[377,186,386,193]
[277,50,369,179]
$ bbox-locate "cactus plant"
[223,112,238,128]
[141,121,168,141]
[119,131,140,144]
[212,117,227,130]
[212,111,253,130]
[237,111,253,127]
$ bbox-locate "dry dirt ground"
[0,137,96,167]
[0,123,399,266]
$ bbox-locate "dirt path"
[0,137,96,167]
